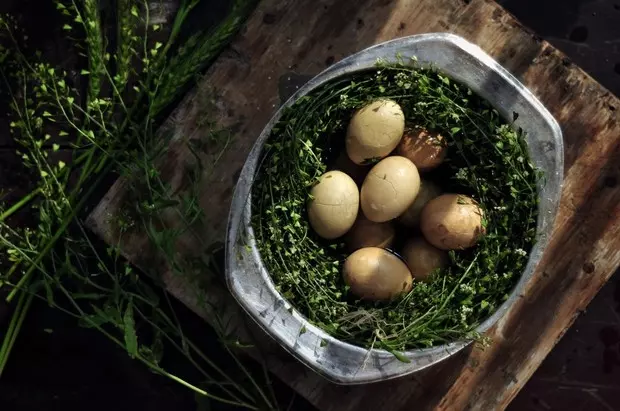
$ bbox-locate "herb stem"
[0,188,41,223]
[0,289,33,377]
[6,160,111,303]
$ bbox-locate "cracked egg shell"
[360,156,420,223]
[346,99,405,165]
[420,194,485,250]
[307,170,359,239]
[343,247,413,301]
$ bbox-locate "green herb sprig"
[0,1,280,409]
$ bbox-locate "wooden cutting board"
[87,0,620,409]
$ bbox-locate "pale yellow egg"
[346,99,405,165]
[307,171,359,239]
[420,194,485,250]
[343,247,413,301]
[360,156,420,223]
[401,237,448,281]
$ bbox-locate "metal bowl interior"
[225,33,564,384]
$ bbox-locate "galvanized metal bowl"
[225,33,563,384]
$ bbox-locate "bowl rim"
[225,32,564,384]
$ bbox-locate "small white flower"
[460,306,473,314]
[514,248,527,256]
[460,306,473,323]
[459,284,474,294]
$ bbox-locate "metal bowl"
[225,33,563,384]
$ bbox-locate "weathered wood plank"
[87,0,620,410]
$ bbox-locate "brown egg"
[361,156,420,223]
[401,237,449,281]
[346,99,405,165]
[346,214,395,252]
[396,127,447,172]
[331,151,369,186]
[399,179,442,227]
[343,247,413,301]
[420,194,485,250]
[307,171,359,239]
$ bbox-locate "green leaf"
[123,301,139,358]
[389,350,411,363]
[43,280,55,307]
[90,305,112,326]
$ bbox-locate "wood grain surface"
[87,0,620,409]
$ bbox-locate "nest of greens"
[250,60,540,353]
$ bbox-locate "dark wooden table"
[88,0,620,409]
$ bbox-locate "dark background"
[0,0,619,410]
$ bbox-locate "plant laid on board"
[251,59,541,355]
[0,0,285,409]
